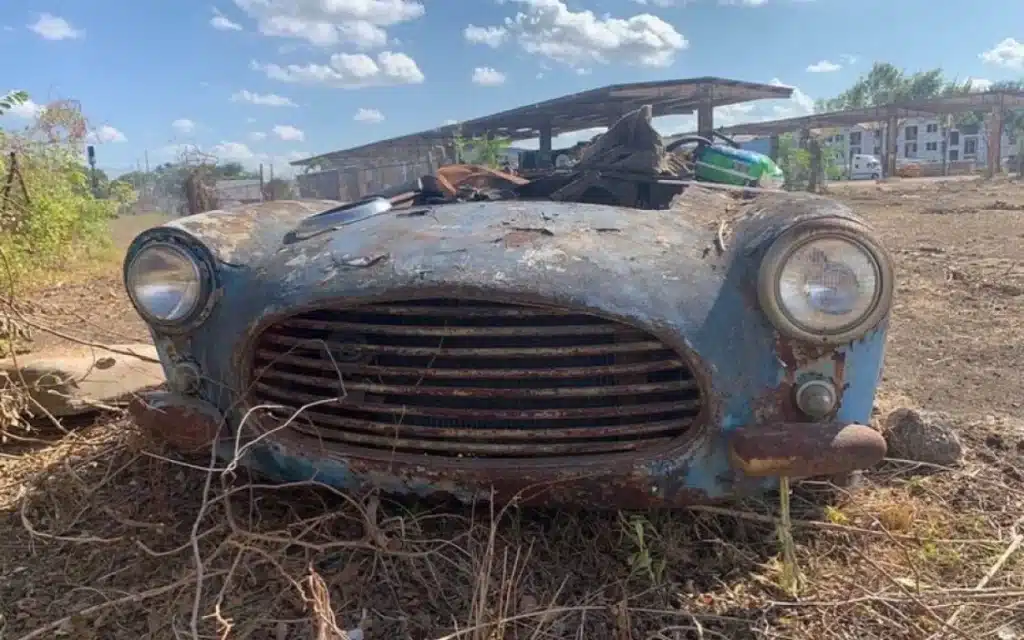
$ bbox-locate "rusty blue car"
[125,172,893,507]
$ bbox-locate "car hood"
[150,193,864,338]
[160,192,857,271]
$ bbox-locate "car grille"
[246,298,703,460]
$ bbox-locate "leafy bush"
[0,98,125,284]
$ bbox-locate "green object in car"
[694,144,785,189]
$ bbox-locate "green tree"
[817,63,949,111]
[0,90,28,116]
[451,129,511,169]
[212,161,259,180]
[0,95,118,283]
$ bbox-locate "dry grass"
[1,181,1023,640]
[1,420,1021,640]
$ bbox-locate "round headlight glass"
[127,244,202,323]
[776,236,880,335]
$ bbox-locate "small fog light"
[795,379,838,419]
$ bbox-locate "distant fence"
[296,156,443,202]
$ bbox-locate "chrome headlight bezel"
[757,219,894,345]
[124,237,217,331]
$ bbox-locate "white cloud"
[253,51,424,88]
[6,98,44,119]
[354,107,385,123]
[28,14,83,40]
[231,89,298,107]
[172,118,196,134]
[233,0,424,48]
[472,67,506,86]
[840,53,858,65]
[631,0,676,6]
[469,0,687,69]
[210,8,243,31]
[980,38,1024,70]
[272,124,305,141]
[768,78,815,118]
[86,125,126,144]
[806,59,841,73]
[249,131,267,141]
[718,0,768,5]
[209,141,259,162]
[967,77,994,92]
[464,25,507,48]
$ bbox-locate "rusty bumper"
[129,391,226,452]
[728,422,887,478]
[129,391,886,503]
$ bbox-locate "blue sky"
[2,0,1022,176]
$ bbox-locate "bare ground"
[1,183,1023,640]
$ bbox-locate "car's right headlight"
[125,242,205,324]
[757,221,894,344]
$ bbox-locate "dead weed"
[0,421,1021,640]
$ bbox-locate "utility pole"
[87,145,98,196]
[259,163,265,202]
[144,150,150,173]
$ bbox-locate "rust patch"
[129,391,226,453]
[166,200,339,264]
[729,422,886,478]
[499,227,554,248]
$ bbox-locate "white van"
[849,154,882,180]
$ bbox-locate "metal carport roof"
[715,89,1024,137]
[291,76,794,166]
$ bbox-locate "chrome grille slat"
[258,334,668,358]
[252,383,701,420]
[254,350,685,379]
[246,298,704,460]
[255,369,696,398]
[263,406,693,441]
[287,422,671,456]
[277,318,628,337]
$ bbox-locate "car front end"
[125,193,892,508]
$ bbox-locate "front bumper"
[130,390,886,507]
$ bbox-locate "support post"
[769,134,780,161]
[697,84,714,139]
[538,123,554,169]
[539,125,553,153]
[808,136,823,193]
[940,116,949,177]
[885,114,898,178]
[986,107,1003,178]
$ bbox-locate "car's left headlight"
[758,221,894,344]
[126,242,206,324]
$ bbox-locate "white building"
[822,116,1018,168]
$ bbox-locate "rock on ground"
[0,343,165,419]
[884,408,965,467]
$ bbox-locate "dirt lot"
[1,182,1022,640]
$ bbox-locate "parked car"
[125,119,893,508]
[847,154,882,180]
